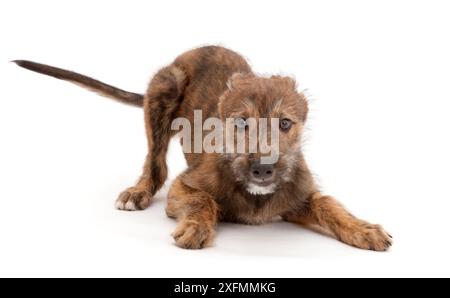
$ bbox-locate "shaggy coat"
[14,46,392,250]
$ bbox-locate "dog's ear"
[226,72,252,91]
[270,75,297,92]
[218,73,244,120]
[270,75,309,122]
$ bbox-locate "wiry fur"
[14,46,392,251]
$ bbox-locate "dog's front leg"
[284,193,393,251]
[167,178,219,249]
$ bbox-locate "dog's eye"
[280,119,292,131]
[235,118,247,129]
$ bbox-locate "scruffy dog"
[14,46,392,250]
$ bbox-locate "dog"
[13,46,392,250]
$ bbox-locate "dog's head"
[218,73,308,196]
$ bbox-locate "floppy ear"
[270,75,297,91]
[226,72,252,91]
[271,75,309,122]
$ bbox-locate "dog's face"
[218,73,308,196]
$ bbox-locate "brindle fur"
[14,46,392,251]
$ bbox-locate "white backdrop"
[1,0,449,277]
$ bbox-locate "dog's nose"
[250,162,275,180]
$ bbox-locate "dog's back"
[174,46,251,121]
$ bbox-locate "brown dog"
[14,46,392,251]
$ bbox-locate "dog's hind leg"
[115,65,187,211]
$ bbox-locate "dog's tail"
[12,60,144,107]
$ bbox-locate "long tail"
[12,60,144,107]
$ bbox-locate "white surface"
[1,0,449,277]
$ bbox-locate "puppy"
[14,46,392,250]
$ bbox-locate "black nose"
[250,162,275,180]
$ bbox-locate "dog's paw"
[342,223,393,251]
[172,219,215,249]
[115,187,151,211]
